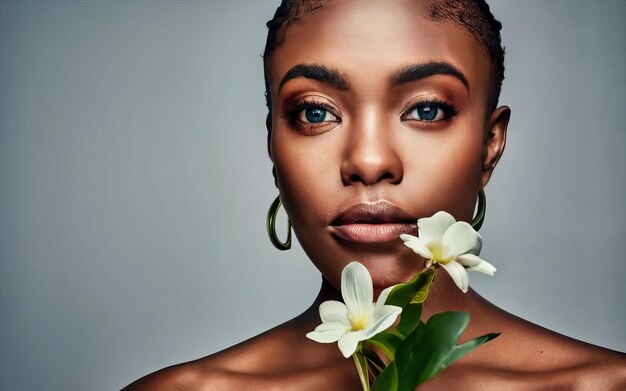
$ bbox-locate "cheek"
[271,127,338,230]
[401,121,484,219]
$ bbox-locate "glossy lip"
[330,201,418,244]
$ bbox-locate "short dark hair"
[262,0,505,118]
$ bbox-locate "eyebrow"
[389,61,469,92]
[278,63,349,92]
[278,61,469,93]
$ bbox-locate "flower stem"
[352,349,371,391]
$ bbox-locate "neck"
[307,267,496,328]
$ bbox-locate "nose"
[340,113,403,186]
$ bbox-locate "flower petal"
[319,300,349,324]
[418,211,456,246]
[456,253,496,276]
[341,262,373,320]
[441,221,481,259]
[374,284,396,314]
[467,231,483,255]
[400,234,433,260]
[338,330,365,358]
[441,261,469,293]
[306,322,351,343]
[365,305,402,340]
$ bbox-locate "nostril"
[341,148,404,185]
[379,172,394,181]
[349,173,361,183]
[346,171,399,185]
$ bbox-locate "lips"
[330,201,417,243]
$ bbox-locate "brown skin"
[124,1,626,389]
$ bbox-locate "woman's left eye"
[403,101,457,122]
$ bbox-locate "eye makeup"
[281,96,342,136]
[401,97,459,124]
[280,93,461,135]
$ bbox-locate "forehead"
[268,0,491,103]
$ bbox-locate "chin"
[338,246,423,295]
[299,230,424,293]
[365,255,423,293]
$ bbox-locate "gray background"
[1,0,624,390]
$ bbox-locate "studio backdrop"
[0,1,624,390]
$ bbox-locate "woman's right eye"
[298,106,339,124]
[282,100,341,135]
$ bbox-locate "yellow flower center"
[348,312,370,331]
[430,243,454,265]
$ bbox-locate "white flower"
[400,211,496,293]
[306,261,402,358]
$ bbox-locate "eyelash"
[281,98,459,135]
[401,99,459,123]
[281,98,341,135]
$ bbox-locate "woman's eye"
[404,101,457,122]
[281,100,342,135]
[299,107,338,124]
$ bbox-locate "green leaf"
[395,302,422,338]
[352,350,370,391]
[366,330,403,360]
[439,332,500,369]
[393,320,426,391]
[371,361,398,391]
[409,267,436,304]
[394,311,500,390]
[361,347,385,377]
[386,267,436,308]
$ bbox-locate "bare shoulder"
[422,314,626,390]
[121,316,347,391]
[423,351,626,391]
[121,353,287,391]
[519,346,626,391]
[543,331,626,389]
[121,359,217,391]
[492,312,626,389]
[573,354,626,390]
[121,329,287,391]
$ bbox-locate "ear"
[266,111,280,189]
[266,111,274,162]
[480,105,510,189]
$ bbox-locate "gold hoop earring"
[266,196,292,250]
[470,188,486,231]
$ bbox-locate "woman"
[125,0,625,389]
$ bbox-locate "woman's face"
[266,0,508,292]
